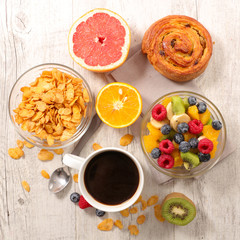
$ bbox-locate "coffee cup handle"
[63,154,85,170]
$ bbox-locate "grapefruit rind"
[68,8,131,72]
[95,82,142,128]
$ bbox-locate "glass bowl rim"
[140,90,227,179]
[8,63,94,150]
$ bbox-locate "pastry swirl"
[142,15,212,82]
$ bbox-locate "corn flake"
[92,143,102,151]
[137,215,146,225]
[17,140,24,149]
[53,148,64,155]
[38,149,54,161]
[154,204,165,222]
[73,174,78,183]
[21,181,30,192]
[141,200,147,211]
[8,147,24,159]
[147,195,159,206]
[114,220,123,229]
[23,140,34,148]
[41,170,50,179]
[128,225,139,236]
[129,207,138,214]
[120,208,129,217]
[120,134,134,146]
[97,218,114,231]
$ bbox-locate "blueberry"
[70,192,80,203]
[173,133,184,144]
[198,152,211,162]
[151,148,161,159]
[212,120,222,130]
[188,138,199,148]
[96,209,106,217]
[197,102,207,113]
[177,122,189,134]
[161,124,171,135]
[188,96,197,106]
[179,141,191,153]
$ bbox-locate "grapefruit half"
[68,8,131,72]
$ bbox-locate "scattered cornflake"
[41,170,50,179]
[13,68,89,146]
[154,204,165,222]
[21,181,30,192]
[137,215,146,225]
[141,200,147,211]
[17,140,24,149]
[130,207,138,214]
[23,140,34,148]
[38,149,54,161]
[53,148,64,155]
[92,143,102,151]
[120,134,134,146]
[97,218,114,231]
[213,41,215,44]
[128,225,139,236]
[8,147,24,159]
[134,195,142,205]
[114,220,123,230]
[147,195,159,206]
[73,173,78,183]
[120,208,129,217]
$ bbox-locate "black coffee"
[84,151,139,205]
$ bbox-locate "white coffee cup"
[63,147,144,212]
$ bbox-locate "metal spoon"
[48,166,71,193]
[48,114,102,193]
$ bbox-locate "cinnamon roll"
[142,15,212,82]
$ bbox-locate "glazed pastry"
[142,15,212,82]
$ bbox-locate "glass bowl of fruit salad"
[141,91,226,178]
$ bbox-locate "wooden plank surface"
[0,0,239,239]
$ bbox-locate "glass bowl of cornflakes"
[9,63,94,149]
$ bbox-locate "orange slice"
[96,82,142,128]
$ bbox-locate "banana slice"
[198,136,206,141]
[166,102,173,120]
[150,117,170,129]
[170,113,191,131]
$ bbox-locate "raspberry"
[152,104,167,121]
[78,195,92,209]
[159,139,174,154]
[157,154,174,169]
[188,119,203,134]
[198,138,213,154]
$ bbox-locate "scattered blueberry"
[197,102,207,113]
[188,138,199,148]
[70,192,80,203]
[96,209,106,217]
[173,133,184,144]
[212,120,222,130]
[161,124,171,135]
[188,96,197,106]
[151,148,161,159]
[179,141,191,153]
[177,122,189,134]
[198,152,211,162]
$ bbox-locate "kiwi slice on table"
[161,192,196,226]
[180,152,200,170]
[171,96,185,115]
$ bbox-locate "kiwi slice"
[171,96,185,115]
[161,192,196,226]
[206,118,212,125]
[180,152,200,170]
[183,97,190,110]
[159,129,176,141]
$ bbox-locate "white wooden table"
[0,0,239,239]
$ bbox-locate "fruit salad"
[143,95,223,170]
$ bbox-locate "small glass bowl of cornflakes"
[9,63,94,149]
